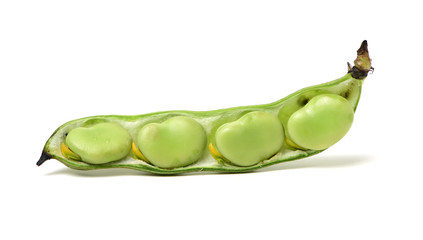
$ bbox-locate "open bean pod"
[37,41,372,174]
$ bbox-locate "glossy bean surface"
[136,116,207,169]
[215,111,284,166]
[287,94,354,150]
[65,122,132,164]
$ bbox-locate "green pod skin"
[37,41,372,174]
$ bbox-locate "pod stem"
[37,151,52,166]
[348,40,373,79]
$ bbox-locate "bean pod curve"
[37,41,373,174]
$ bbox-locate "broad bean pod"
[37,41,372,174]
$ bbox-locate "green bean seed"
[136,116,207,169]
[215,111,284,166]
[287,94,354,150]
[65,122,132,164]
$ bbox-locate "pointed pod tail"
[37,151,52,166]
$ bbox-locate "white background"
[1,0,422,239]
